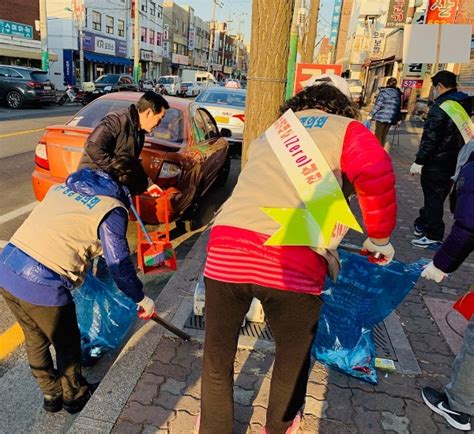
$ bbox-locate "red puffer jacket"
[342,121,397,238]
[205,120,397,295]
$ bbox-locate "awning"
[0,46,58,61]
[363,55,396,69]
[84,51,132,66]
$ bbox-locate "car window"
[198,109,219,141]
[30,71,50,82]
[0,67,10,77]
[149,108,184,143]
[96,74,119,84]
[158,77,174,84]
[67,99,132,128]
[192,110,207,143]
[119,76,132,85]
[196,91,246,107]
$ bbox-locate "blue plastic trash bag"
[312,250,427,384]
[73,271,137,364]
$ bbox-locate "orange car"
[32,92,230,225]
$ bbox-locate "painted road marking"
[0,323,24,360]
[0,128,44,139]
[0,202,37,225]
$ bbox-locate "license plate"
[214,115,229,123]
[44,86,51,90]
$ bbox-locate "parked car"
[195,87,246,145]
[32,92,231,227]
[179,81,200,97]
[346,78,364,107]
[224,79,241,89]
[93,74,138,92]
[156,75,180,96]
[141,80,155,91]
[0,65,56,109]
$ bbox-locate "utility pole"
[134,0,140,83]
[286,0,301,99]
[207,0,223,74]
[39,0,49,71]
[242,0,293,164]
[302,0,319,63]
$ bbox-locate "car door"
[192,105,228,189]
[0,67,10,99]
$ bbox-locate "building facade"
[163,0,189,75]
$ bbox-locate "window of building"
[182,22,186,35]
[118,19,125,37]
[149,29,155,44]
[141,0,147,13]
[92,11,101,31]
[157,32,162,46]
[175,18,179,31]
[150,1,156,15]
[106,16,114,34]
[141,27,147,42]
[85,8,88,27]
[157,5,162,18]
[173,43,178,53]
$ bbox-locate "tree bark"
[301,0,319,64]
[242,1,293,165]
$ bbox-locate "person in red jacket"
[199,77,397,434]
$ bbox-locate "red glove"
[137,296,155,320]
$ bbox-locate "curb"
[68,229,210,434]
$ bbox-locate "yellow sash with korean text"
[261,109,362,249]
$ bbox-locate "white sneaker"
[411,236,442,249]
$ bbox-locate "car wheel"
[58,94,67,106]
[6,90,23,109]
[215,153,231,187]
[176,191,203,232]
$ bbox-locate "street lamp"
[65,3,85,86]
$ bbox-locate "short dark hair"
[387,77,397,88]
[106,156,149,196]
[137,91,170,114]
[432,71,457,89]
[280,83,359,119]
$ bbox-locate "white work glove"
[362,238,395,266]
[137,295,155,320]
[410,163,423,175]
[147,184,161,197]
[421,261,448,283]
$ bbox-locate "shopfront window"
[92,11,101,31]
[106,16,114,34]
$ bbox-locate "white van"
[156,75,180,96]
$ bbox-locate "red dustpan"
[453,290,474,321]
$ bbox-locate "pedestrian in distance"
[367,77,402,149]
[420,147,474,431]
[198,76,397,433]
[78,91,169,172]
[0,157,156,414]
[410,70,472,249]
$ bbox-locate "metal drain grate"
[185,314,274,341]
[185,313,397,359]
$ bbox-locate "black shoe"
[63,382,99,414]
[413,224,425,237]
[421,387,471,431]
[43,394,63,413]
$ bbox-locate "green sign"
[0,19,33,39]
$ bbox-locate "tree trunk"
[242,1,293,165]
[301,0,319,64]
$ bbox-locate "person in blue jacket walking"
[420,147,474,431]
[368,77,402,149]
[0,157,155,414]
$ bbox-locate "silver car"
[195,87,246,145]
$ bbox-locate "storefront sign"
[0,19,33,39]
[294,63,342,94]
[401,79,424,88]
[140,49,153,61]
[171,53,189,65]
[426,0,459,24]
[188,25,195,51]
[83,32,127,57]
[63,49,76,85]
[370,31,386,60]
[329,0,342,45]
[386,0,409,28]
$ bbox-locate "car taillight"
[27,81,42,88]
[35,141,49,170]
[157,162,182,186]
[232,114,245,122]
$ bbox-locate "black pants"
[414,169,453,241]
[374,121,391,147]
[0,287,88,401]
[200,278,322,434]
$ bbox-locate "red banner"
[294,64,342,94]
[426,0,459,24]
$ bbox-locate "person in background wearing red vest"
[420,148,474,431]
[0,157,155,414]
[198,77,397,433]
[410,71,472,249]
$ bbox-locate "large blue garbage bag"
[73,271,137,364]
[312,250,427,384]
